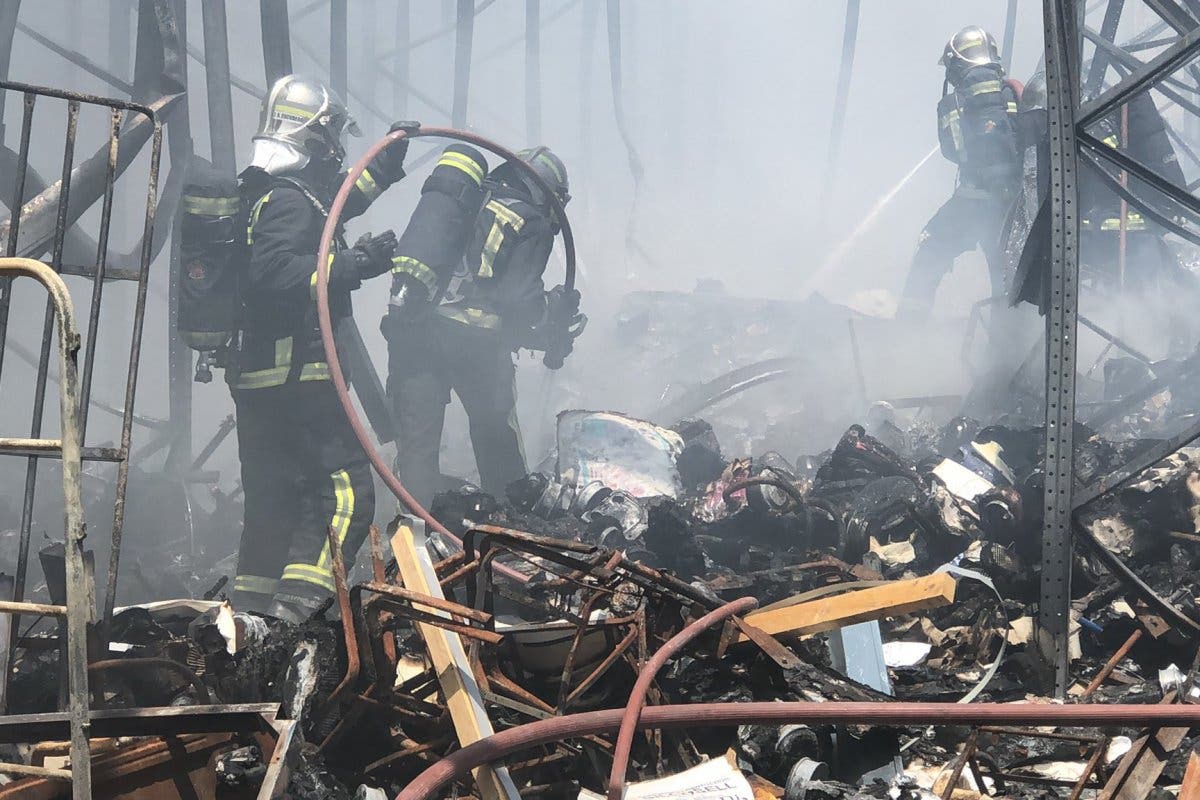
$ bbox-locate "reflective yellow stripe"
[531,151,566,185]
[1006,102,1018,113]
[309,254,336,299]
[391,256,439,292]
[437,151,484,185]
[183,195,240,216]
[246,190,273,245]
[300,363,330,381]
[233,575,278,595]
[273,103,316,122]
[435,305,502,329]
[275,336,293,368]
[355,168,381,201]
[487,200,526,231]
[941,110,964,153]
[317,470,354,570]
[478,200,527,279]
[281,563,335,593]
[1100,213,1146,230]
[237,362,328,388]
[236,331,330,388]
[479,222,505,279]
[966,79,1002,96]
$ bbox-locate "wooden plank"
[391,518,520,800]
[736,573,957,643]
[1178,749,1200,800]
[1100,693,1189,800]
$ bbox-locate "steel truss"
[1041,0,1200,695]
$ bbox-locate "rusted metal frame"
[539,550,624,592]
[363,581,493,625]
[0,258,92,796]
[434,549,470,579]
[364,736,452,776]
[315,525,361,733]
[363,588,503,645]
[978,725,1104,744]
[6,99,81,724]
[555,551,624,710]
[100,116,162,639]
[1083,628,1144,696]
[940,729,979,800]
[564,625,639,708]
[607,598,759,800]
[1066,736,1109,800]
[77,107,122,438]
[87,657,211,704]
[369,526,398,669]
[486,668,558,716]
[978,770,1102,789]
[467,527,706,616]
[0,81,168,261]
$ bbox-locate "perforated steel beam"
[1039,0,1082,699]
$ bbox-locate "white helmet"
[248,75,361,175]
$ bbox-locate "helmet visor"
[248,138,310,175]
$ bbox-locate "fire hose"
[606,596,758,800]
[395,700,1200,800]
[316,125,576,584]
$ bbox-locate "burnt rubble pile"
[4,411,1200,799]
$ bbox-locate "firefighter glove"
[366,133,409,188]
[352,230,398,279]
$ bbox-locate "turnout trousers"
[230,379,375,613]
[899,191,1013,320]
[387,317,527,507]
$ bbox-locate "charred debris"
[4,405,1200,798]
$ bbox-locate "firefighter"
[1078,91,1186,293]
[386,146,580,506]
[230,75,407,622]
[898,26,1022,319]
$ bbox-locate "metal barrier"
[0,79,163,799]
[0,257,91,795]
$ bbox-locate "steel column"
[260,0,293,85]
[330,0,348,99]
[453,0,474,128]
[394,1,410,118]
[200,0,237,175]
[1039,0,1083,698]
[526,0,542,142]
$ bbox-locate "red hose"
[606,597,758,800]
[394,700,1200,800]
[316,127,575,585]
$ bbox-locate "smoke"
[6,1,1192,521]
